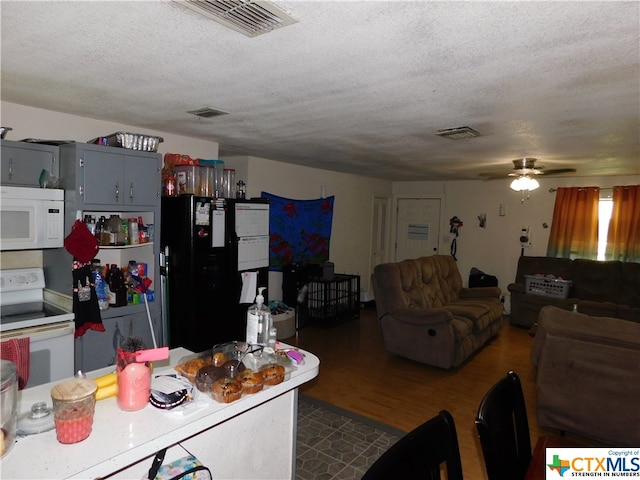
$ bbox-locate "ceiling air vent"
[175,0,297,37]
[187,107,229,118]
[436,126,482,140]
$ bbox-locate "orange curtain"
[605,185,640,262]
[546,186,600,259]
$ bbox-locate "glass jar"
[1,360,17,457]
[116,349,151,412]
[108,214,123,245]
[50,378,97,444]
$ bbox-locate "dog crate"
[301,274,360,327]
[524,275,572,299]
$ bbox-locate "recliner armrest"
[507,283,525,294]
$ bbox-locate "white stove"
[0,268,74,331]
[0,268,75,387]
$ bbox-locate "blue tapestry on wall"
[261,192,334,271]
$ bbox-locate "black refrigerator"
[161,196,270,352]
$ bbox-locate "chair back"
[475,371,532,480]
[362,409,463,480]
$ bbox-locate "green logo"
[547,454,571,477]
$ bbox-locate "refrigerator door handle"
[159,246,169,347]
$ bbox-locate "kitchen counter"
[1,345,320,479]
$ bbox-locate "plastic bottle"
[95,216,107,245]
[128,218,140,245]
[91,259,109,311]
[107,264,128,307]
[105,264,117,306]
[246,287,270,345]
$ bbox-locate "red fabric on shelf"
[0,338,30,390]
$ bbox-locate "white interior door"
[370,196,389,270]
[395,197,441,261]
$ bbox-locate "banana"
[93,372,117,389]
[95,382,118,400]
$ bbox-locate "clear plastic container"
[175,165,199,194]
[200,160,224,197]
[50,378,97,444]
[223,168,236,198]
[1,360,17,457]
[198,165,215,197]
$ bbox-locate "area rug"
[296,395,406,480]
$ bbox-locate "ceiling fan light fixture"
[510,176,540,192]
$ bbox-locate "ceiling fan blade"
[478,172,508,180]
[538,168,577,176]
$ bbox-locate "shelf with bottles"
[91,259,158,318]
[82,210,155,248]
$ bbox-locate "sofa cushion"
[571,259,623,301]
[397,257,448,309]
[444,299,503,332]
[619,262,640,307]
[431,255,463,304]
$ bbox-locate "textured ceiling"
[1,1,639,181]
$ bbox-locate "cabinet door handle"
[115,183,120,202]
[8,158,13,180]
[129,182,134,202]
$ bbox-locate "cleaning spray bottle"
[246,287,270,345]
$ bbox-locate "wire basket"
[524,275,572,299]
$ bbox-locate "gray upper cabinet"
[1,140,59,187]
[61,143,160,207]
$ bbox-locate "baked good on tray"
[176,358,205,383]
[237,370,264,394]
[259,363,285,386]
[212,377,242,403]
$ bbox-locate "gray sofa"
[531,305,640,445]
[371,255,503,369]
[508,256,640,328]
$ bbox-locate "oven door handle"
[0,321,75,341]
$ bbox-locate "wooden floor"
[287,304,588,479]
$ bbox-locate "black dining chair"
[362,409,464,480]
[475,370,532,480]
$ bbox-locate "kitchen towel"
[0,338,30,389]
[64,219,99,264]
[72,261,105,338]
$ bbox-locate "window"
[597,197,613,261]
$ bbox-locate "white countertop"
[1,345,319,480]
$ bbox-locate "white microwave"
[0,186,65,250]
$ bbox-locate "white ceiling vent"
[187,107,229,118]
[436,126,482,140]
[175,0,297,37]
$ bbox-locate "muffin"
[211,377,242,403]
[237,370,264,394]
[259,363,285,386]
[212,351,229,367]
[177,358,205,383]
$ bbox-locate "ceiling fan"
[479,157,577,180]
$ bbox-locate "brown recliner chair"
[371,255,503,369]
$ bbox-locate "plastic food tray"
[524,275,572,299]
[90,132,164,152]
